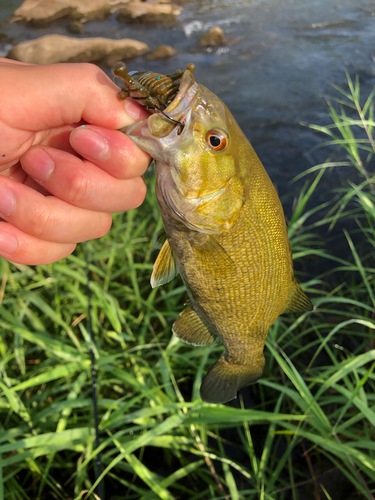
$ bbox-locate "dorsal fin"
[173,306,217,346]
[151,239,179,288]
[282,281,313,314]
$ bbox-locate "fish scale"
[120,63,313,404]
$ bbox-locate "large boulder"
[117,2,182,25]
[198,27,227,47]
[8,0,132,26]
[7,35,149,66]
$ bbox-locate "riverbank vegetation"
[0,73,374,500]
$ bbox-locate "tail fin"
[200,355,265,404]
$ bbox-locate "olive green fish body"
[156,142,300,404]
[121,65,313,404]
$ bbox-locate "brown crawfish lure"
[112,61,196,114]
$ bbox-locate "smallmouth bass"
[114,63,313,404]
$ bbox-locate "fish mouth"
[162,69,198,123]
[123,69,198,160]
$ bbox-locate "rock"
[0,33,17,45]
[145,45,177,61]
[7,35,149,66]
[69,0,130,21]
[198,27,227,47]
[9,0,73,25]
[8,0,132,26]
[117,2,182,25]
[67,20,85,34]
[0,33,10,43]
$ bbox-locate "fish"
[113,63,313,404]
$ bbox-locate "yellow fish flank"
[122,66,313,404]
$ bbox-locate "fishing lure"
[112,61,195,125]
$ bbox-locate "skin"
[0,58,150,265]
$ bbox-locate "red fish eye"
[205,128,229,151]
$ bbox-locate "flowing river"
[1,0,375,207]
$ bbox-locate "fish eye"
[205,128,229,151]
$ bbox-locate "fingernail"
[0,231,18,254]
[0,183,16,217]
[71,127,110,160]
[124,98,144,122]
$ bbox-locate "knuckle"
[31,206,56,238]
[81,62,97,72]
[69,173,92,206]
[76,62,98,78]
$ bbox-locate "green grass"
[1,72,375,499]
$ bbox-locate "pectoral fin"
[173,306,216,346]
[153,228,167,250]
[191,234,235,271]
[151,239,178,288]
[282,281,313,314]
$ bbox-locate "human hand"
[0,58,150,265]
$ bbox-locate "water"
[1,0,375,206]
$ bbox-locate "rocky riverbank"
[5,0,225,65]
[8,0,181,27]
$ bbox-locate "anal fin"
[173,306,216,346]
